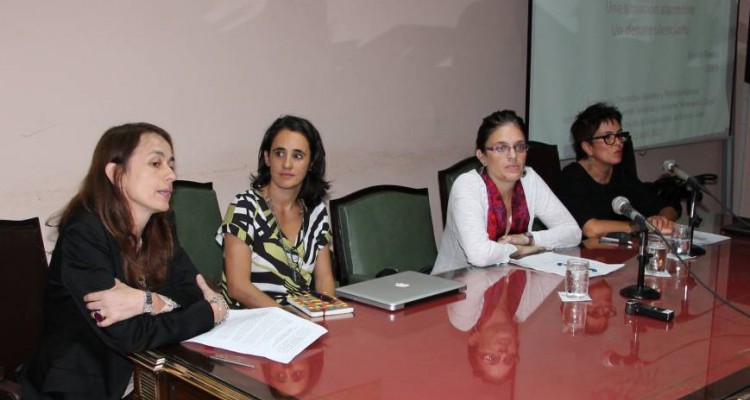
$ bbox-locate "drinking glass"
[672,223,691,256]
[562,302,587,335]
[565,259,590,298]
[647,234,668,273]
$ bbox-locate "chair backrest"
[329,185,437,286]
[170,180,224,289]
[439,144,561,231]
[620,138,638,177]
[525,140,562,194]
[0,218,48,381]
[438,156,481,226]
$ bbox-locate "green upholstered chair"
[525,140,562,230]
[329,185,438,286]
[170,180,224,289]
[438,156,481,226]
[0,217,48,398]
[526,140,562,195]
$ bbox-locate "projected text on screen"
[527,0,737,159]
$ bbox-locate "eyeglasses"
[480,351,519,366]
[485,143,529,154]
[589,131,630,145]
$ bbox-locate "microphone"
[611,196,656,232]
[624,299,674,322]
[662,159,701,188]
[615,196,662,300]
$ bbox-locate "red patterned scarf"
[481,168,530,241]
[476,270,527,328]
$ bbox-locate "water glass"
[562,302,587,335]
[647,234,668,273]
[565,259,590,298]
[672,223,691,256]
[665,254,681,275]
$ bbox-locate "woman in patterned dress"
[217,115,335,308]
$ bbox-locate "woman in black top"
[557,102,677,238]
[21,123,228,399]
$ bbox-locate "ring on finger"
[93,311,106,323]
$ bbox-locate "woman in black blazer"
[21,123,228,399]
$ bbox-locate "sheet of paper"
[510,251,624,277]
[692,230,730,246]
[185,307,327,364]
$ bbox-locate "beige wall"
[0,1,742,253]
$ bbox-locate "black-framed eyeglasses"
[485,143,529,154]
[589,131,630,145]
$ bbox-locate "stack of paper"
[186,307,327,364]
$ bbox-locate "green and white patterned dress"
[216,188,331,306]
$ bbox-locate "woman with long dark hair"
[21,123,227,399]
[217,115,334,308]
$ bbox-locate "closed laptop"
[721,216,750,237]
[335,271,466,311]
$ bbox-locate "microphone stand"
[604,313,650,367]
[686,187,706,256]
[674,274,710,323]
[620,230,661,300]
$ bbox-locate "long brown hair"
[58,123,174,288]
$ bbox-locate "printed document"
[186,307,327,364]
[510,251,624,277]
[692,230,730,246]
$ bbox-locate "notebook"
[334,271,467,311]
[286,292,354,318]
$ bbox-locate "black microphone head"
[624,299,640,315]
[663,159,677,173]
[611,196,630,216]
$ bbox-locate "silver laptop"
[335,271,467,311]
[722,217,750,237]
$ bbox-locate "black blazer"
[21,210,214,400]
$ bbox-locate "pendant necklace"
[264,194,307,290]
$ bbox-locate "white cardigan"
[433,167,581,274]
[447,267,563,331]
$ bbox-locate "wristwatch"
[523,232,534,246]
[143,290,153,314]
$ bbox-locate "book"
[286,292,354,318]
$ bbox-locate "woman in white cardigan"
[433,110,581,274]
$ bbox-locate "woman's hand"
[84,279,143,328]
[197,274,228,325]
[647,216,674,235]
[498,233,532,246]
[509,245,545,259]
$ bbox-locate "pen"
[209,354,255,369]
[599,236,633,246]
